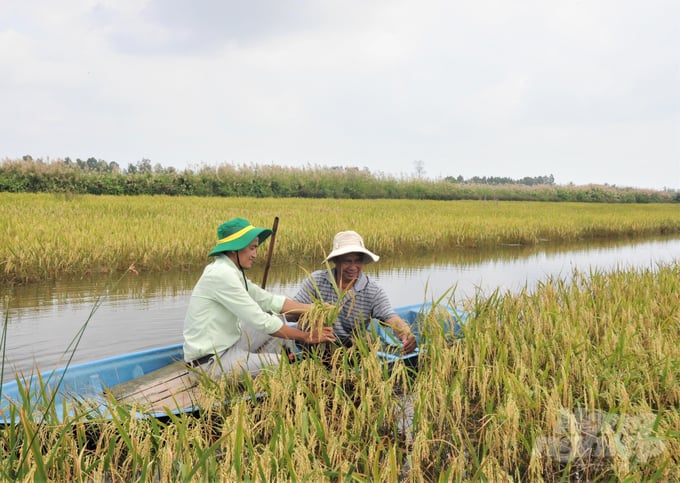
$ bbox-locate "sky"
[1,0,678,190]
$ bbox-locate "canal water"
[1,236,678,380]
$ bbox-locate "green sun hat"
[208,217,273,257]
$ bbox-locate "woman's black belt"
[188,353,214,367]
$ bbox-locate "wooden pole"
[261,216,279,289]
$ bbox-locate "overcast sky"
[2,0,678,189]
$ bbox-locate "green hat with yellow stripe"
[208,217,272,256]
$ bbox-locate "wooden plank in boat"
[106,361,200,413]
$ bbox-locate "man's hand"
[400,331,417,354]
[389,318,417,354]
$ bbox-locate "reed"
[3,157,675,203]
[2,193,680,283]
[1,263,678,480]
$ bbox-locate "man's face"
[335,252,365,285]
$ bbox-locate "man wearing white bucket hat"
[293,230,416,353]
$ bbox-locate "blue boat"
[0,302,467,425]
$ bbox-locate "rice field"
[2,193,680,283]
[2,192,679,480]
[1,263,678,481]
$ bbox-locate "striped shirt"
[293,268,397,345]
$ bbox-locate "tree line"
[0,156,676,203]
[444,174,555,186]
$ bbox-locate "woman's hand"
[306,326,335,344]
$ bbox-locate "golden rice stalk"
[296,299,340,332]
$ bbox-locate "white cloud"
[0,0,678,188]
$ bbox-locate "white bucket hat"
[324,230,380,264]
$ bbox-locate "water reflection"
[3,235,677,311]
[370,236,680,304]
[1,235,678,379]
[1,271,198,313]
[279,235,680,306]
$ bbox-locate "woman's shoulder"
[202,256,240,281]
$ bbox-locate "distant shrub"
[0,158,676,203]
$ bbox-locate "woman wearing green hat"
[183,217,335,378]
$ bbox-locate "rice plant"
[2,192,680,283]
[1,262,678,480]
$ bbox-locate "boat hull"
[1,302,467,424]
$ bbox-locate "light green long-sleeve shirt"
[182,255,286,362]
